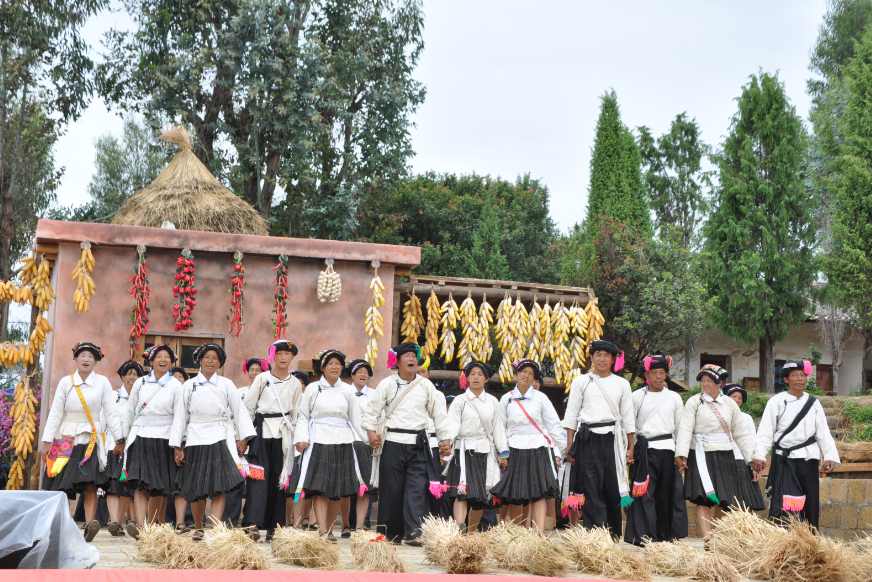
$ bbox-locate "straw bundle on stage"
[708,508,787,577]
[420,515,460,565]
[270,526,341,570]
[642,541,739,582]
[485,521,530,571]
[758,519,856,582]
[554,524,650,581]
[442,533,490,574]
[205,522,270,570]
[131,523,206,569]
[485,522,569,577]
[350,529,407,573]
[112,126,269,236]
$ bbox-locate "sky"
[54,0,829,232]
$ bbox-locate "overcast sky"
[54,0,828,232]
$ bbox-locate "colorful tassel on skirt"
[783,494,806,512]
[620,493,634,508]
[246,464,265,481]
[706,490,720,505]
[429,480,446,498]
[564,493,584,510]
[358,481,368,497]
[632,476,650,498]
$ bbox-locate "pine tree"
[704,72,815,393]
[470,199,510,280]
[826,26,872,393]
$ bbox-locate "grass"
[842,400,872,442]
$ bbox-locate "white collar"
[319,375,343,389]
[783,391,808,403]
[512,386,535,399]
[195,371,219,385]
[701,391,723,403]
[591,371,612,379]
[269,371,292,382]
[147,370,172,385]
[74,371,95,386]
[354,385,370,395]
[465,388,487,402]
[396,373,419,384]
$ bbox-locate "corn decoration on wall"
[496,295,531,382]
[526,297,544,362]
[6,379,37,489]
[584,301,605,350]
[0,281,32,305]
[565,299,590,388]
[400,291,425,344]
[495,292,514,382]
[457,292,483,367]
[364,267,385,365]
[71,241,96,313]
[421,288,440,358]
[439,292,459,363]
[478,295,494,363]
[30,254,55,313]
[550,300,572,385]
[317,260,341,303]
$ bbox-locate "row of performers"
[39,338,839,546]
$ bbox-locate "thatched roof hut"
[112,127,270,236]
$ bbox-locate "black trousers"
[242,437,286,529]
[768,458,820,529]
[624,448,676,545]
[376,440,430,542]
[579,432,623,540]
[223,481,244,526]
[429,447,452,520]
[673,464,689,538]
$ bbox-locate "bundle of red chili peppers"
[228,251,245,337]
[126,246,150,357]
[173,249,198,331]
[272,253,289,339]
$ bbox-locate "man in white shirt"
[623,354,685,545]
[362,342,450,545]
[563,340,635,540]
[753,359,840,529]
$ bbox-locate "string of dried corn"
[0,280,32,305]
[72,241,96,314]
[364,267,385,366]
[421,288,440,358]
[457,292,484,367]
[439,292,458,363]
[565,299,589,388]
[400,291,425,344]
[6,378,37,490]
[583,301,605,354]
[551,299,572,385]
[526,296,544,361]
[478,295,494,362]
[497,294,530,382]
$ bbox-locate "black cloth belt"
[387,428,440,484]
[387,428,421,434]
[250,412,284,460]
[428,433,437,438]
[647,433,672,442]
[260,412,284,418]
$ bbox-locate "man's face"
[646,368,667,388]
[592,350,613,373]
[274,350,293,368]
[399,351,417,373]
[787,370,808,391]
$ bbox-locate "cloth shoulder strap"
[462,395,496,437]
[383,376,425,424]
[701,397,733,441]
[775,395,818,447]
[266,374,294,428]
[637,389,671,431]
[71,375,97,432]
[188,379,228,414]
[589,374,620,419]
[514,397,552,446]
[134,377,171,420]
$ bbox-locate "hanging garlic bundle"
[478,295,494,362]
[439,292,459,363]
[421,288,441,358]
[551,300,572,385]
[401,291,425,344]
[566,299,589,388]
[457,292,482,367]
[317,260,341,303]
[364,266,385,365]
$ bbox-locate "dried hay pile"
[420,515,460,565]
[757,519,858,582]
[205,522,270,570]
[553,525,650,581]
[486,521,569,577]
[642,540,739,582]
[132,523,205,568]
[270,526,341,570]
[443,533,490,574]
[350,530,407,572]
[708,508,787,577]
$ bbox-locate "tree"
[563,90,649,284]
[825,26,872,393]
[98,0,425,240]
[807,0,872,101]
[470,200,509,280]
[814,299,854,394]
[704,72,815,393]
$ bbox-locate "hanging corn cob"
[32,255,55,312]
[0,342,32,367]
[421,288,440,358]
[439,292,459,363]
[540,298,553,360]
[364,267,385,365]
[19,254,37,288]
[29,315,51,357]
[584,300,605,353]
[565,299,590,389]
[400,290,425,344]
[0,281,32,304]
[551,300,572,385]
[498,295,531,382]
[6,379,37,490]
[71,241,96,314]
[527,296,544,362]
[478,295,494,362]
[457,292,481,367]
[495,292,514,381]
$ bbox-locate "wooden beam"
[396,282,590,306]
[427,368,566,389]
[395,268,412,277]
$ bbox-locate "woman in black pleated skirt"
[345,359,377,533]
[723,385,766,511]
[103,360,142,535]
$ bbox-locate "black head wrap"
[643,354,672,372]
[722,383,748,404]
[269,340,298,362]
[512,359,540,377]
[193,343,226,367]
[589,340,621,356]
[243,357,270,375]
[313,349,346,375]
[292,370,311,386]
[117,360,145,379]
[782,359,813,379]
[346,359,373,378]
[170,367,189,382]
[142,343,177,364]
[72,342,104,361]
[696,364,728,384]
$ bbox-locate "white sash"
[265,375,296,476]
[189,381,243,470]
[693,433,732,502]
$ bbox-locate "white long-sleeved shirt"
[42,371,122,447]
[734,412,756,461]
[350,385,375,442]
[562,372,635,437]
[675,392,754,463]
[102,386,129,446]
[753,392,840,463]
[294,378,365,445]
[499,387,567,452]
[428,391,447,448]
[361,374,450,445]
[445,389,509,455]
[244,371,302,439]
[121,371,184,441]
[632,387,684,451]
[170,372,256,448]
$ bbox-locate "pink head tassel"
[643,356,652,372]
[241,361,248,375]
[359,482,368,497]
[268,345,277,363]
[459,372,467,390]
[428,481,444,498]
[667,355,673,368]
[804,360,813,375]
[386,350,397,369]
[259,358,269,372]
[614,351,625,372]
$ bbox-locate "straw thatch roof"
[112,127,270,236]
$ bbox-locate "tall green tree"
[704,72,815,393]
[825,26,872,393]
[98,0,425,240]
[563,90,649,284]
[470,200,510,280]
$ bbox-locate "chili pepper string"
[173,249,197,331]
[228,251,245,337]
[272,254,289,339]
[126,246,150,358]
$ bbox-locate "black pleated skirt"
[42,443,107,498]
[734,459,766,511]
[104,450,133,497]
[125,436,179,496]
[489,446,559,505]
[285,454,302,498]
[353,440,378,494]
[684,449,743,509]
[445,449,492,510]
[301,443,361,501]
[176,441,244,502]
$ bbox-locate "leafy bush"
[842,400,872,424]
[741,391,768,418]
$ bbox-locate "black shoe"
[108,522,122,537]
[242,526,261,541]
[127,522,141,540]
[341,527,351,538]
[265,532,274,543]
[457,522,467,535]
[404,536,423,546]
[84,520,100,543]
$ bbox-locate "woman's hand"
[752,459,767,473]
[112,442,125,455]
[438,439,451,457]
[554,456,562,468]
[174,446,185,466]
[498,459,508,470]
[367,430,382,449]
[296,441,309,453]
[752,470,760,483]
[823,460,836,473]
[236,439,248,456]
[41,442,51,463]
[626,449,635,465]
[675,456,687,473]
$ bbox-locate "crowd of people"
[39,337,840,548]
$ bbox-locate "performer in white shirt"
[444,361,509,534]
[170,343,256,541]
[122,344,186,538]
[241,340,301,540]
[623,354,684,545]
[41,342,122,543]
[362,342,450,545]
[490,359,565,533]
[239,357,269,403]
[171,367,189,384]
[342,359,377,534]
[753,360,840,529]
[104,359,141,536]
[288,370,313,530]
[294,350,367,542]
[675,364,754,541]
[722,384,765,512]
[563,340,635,540]
[419,355,451,521]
